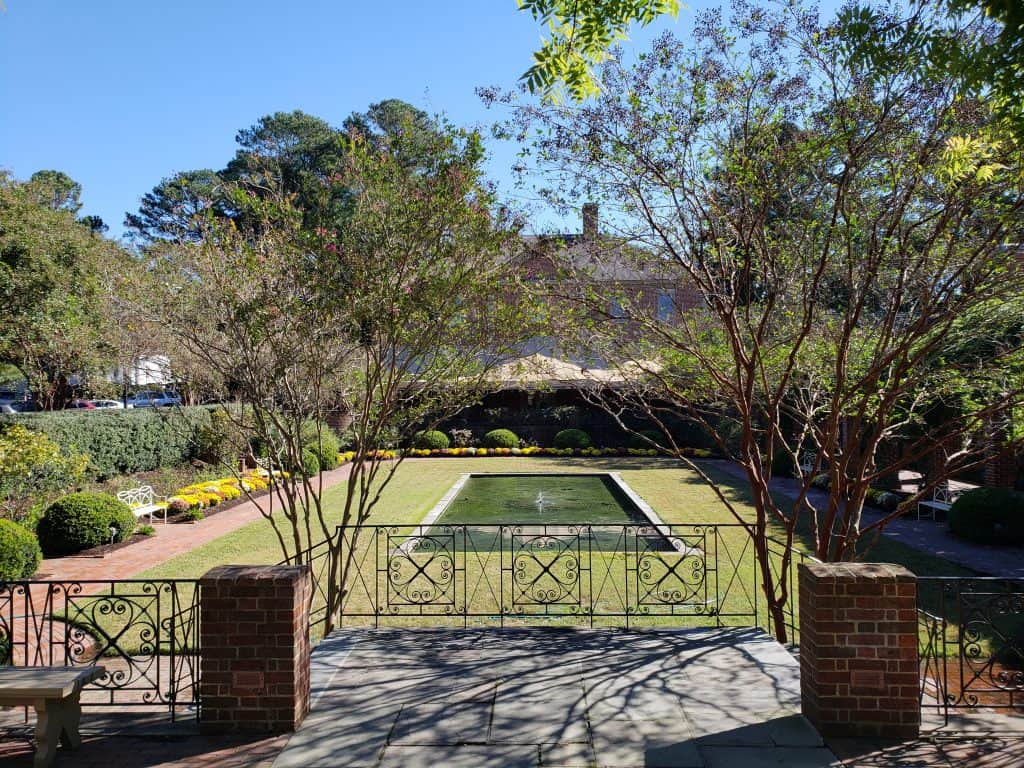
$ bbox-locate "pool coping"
[416,471,693,554]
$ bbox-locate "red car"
[65,399,96,410]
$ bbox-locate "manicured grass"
[138,456,976,581]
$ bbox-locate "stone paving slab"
[272,626,840,768]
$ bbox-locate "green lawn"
[138,456,976,581]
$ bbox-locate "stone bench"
[0,666,106,767]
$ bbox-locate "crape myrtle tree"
[129,118,531,633]
[500,0,1024,641]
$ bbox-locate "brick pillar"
[199,565,311,733]
[798,562,919,739]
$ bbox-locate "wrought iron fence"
[328,523,812,642]
[918,576,1024,723]
[0,579,200,721]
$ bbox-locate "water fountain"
[535,490,546,516]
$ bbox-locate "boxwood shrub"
[0,519,42,580]
[948,487,1024,545]
[630,429,665,450]
[413,430,450,450]
[553,429,592,450]
[302,422,341,471]
[482,429,520,449]
[36,492,137,556]
[3,407,214,480]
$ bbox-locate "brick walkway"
[35,463,354,582]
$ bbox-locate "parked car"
[127,391,182,408]
[65,399,96,410]
[0,400,37,413]
[89,399,125,409]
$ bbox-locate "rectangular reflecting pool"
[434,473,645,526]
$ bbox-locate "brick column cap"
[200,564,310,587]
[799,561,915,582]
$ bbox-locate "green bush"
[948,487,1024,545]
[553,429,592,450]
[3,407,214,480]
[302,422,341,471]
[0,519,42,580]
[630,429,665,450]
[301,448,321,477]
[413,430,450,450]
[864,488,901,512]
[482,429,519,449]
[36,492,137,556]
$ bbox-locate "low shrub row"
[4,407,215,480]
[404,446,713,458]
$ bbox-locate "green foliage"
[629,430,665,450]
[864,488,901,512]
[413,430,451,450]
[301,448,321,477]
[518,0,680,101]
[182,507,204,522]
[948,487,1024,545]
[483,429,520,449]
[301,421,341,471]
[5,407,213,480]
[0,171,126,408]
[195,408,249,467]
[553,428,592,449]
[0,519,42,580]
[36,492,136,556]
[137,524,156,536]
[0,423,88,520]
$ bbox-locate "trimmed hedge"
[630,429,665,450]
[36,492,137,556]
[553,429,592,450]
[413,430,450,450]
[4,407,214,480]
[482,429,519,449]
[948,487,1024,545]
[0,519,42,580]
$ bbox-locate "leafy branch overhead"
[518,0,679,101]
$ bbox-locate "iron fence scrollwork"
[0,579,200,721]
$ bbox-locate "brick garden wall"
[798,562,920,739]
[198,564,312,733]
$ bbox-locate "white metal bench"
[917,483,961,521]
[0,666,106,767]
[798,451,818,474]
[116,485,168,524]
[255,457,284,478]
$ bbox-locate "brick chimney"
[582,203,598,240]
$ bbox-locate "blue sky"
[0,1,838,239]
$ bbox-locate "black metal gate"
[918,577,1024,723]
[0,579,200,721]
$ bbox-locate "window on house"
[657,292,675,321]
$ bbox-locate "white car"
[90,399,125,409]
[127,391,182,408]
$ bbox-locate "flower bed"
[168,472,273,514]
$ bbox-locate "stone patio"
[273,626,838,768]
